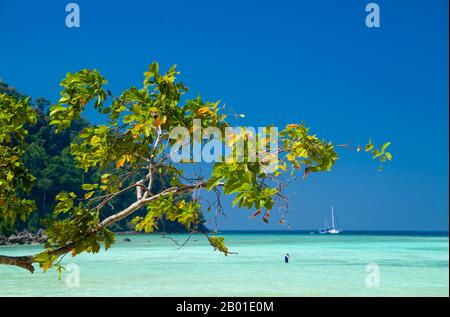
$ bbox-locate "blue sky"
[0,0,448,231]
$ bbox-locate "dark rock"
[36,229,48,243]
[0,230,48,246]
[8,234,22,244]
[122,238,131,242]
[36,228,46,236]
[36,234,48,243]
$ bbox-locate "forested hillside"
[0,81,207,235]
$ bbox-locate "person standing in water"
[285,253,290,263]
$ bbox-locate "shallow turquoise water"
[0,233,448,296]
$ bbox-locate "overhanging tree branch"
[0,181,219,273]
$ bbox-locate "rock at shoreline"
[122,238,132,242]
[0,229,48,246]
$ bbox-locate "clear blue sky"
[0,0,448,231]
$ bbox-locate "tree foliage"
[0,63,391,273]
[0,94,36,222]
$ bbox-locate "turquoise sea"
[0,232,448,297]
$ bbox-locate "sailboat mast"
[331,205,335,230]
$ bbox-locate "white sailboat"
[327,206,340,234]
[319,206,341,234]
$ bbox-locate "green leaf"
[84,191,95,199]
[206,177,222,191]
[90,135,101,145]
[82,184,98,191]
[100,174,111,184]
[208,236,229,256]
[381,142,391,152]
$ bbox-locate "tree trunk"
[0,255,35,273]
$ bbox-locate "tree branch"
[0,181,221,273]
